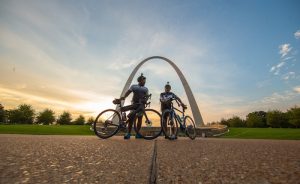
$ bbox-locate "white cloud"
[269,61,285,75]
[283,56,294,61]
[260,91,297,104]
[294,30,300,39]
[108,57,140,70]
[277,61,285,68]
[270,66,276,72]
[282,72,295,80]
[279,44,292,58]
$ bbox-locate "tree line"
[0,103,95,125]
[1,103,299,128]
[209,106,300,128]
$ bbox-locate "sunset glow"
[1,0,300,123]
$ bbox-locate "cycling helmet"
[165,81,171,89]
[137,73,146,82]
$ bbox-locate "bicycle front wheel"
[94,109,121,139]
[134,109,162,140]
[184,115,196,140]
[161,109,179,139]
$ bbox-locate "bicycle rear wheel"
[134,109,162,140]
[94,109,121,139]
[161,109,179,139]
[184,115,196,140]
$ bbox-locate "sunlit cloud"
[1,0,300,123]
[294,86,300,93]
[0,87,114,118]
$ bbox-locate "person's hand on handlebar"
[112,98,121,104]
[113,96,126,104]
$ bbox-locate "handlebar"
[162,97,187,111]
[113,94,152,107]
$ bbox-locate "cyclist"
[115,73,149,139]
[160,82,186,140]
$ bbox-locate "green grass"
[0,124,94,135]
[221,128,300,140]
[1,125,299,140]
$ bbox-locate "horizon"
[1,0,300,123]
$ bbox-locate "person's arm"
[120,86,133,100]
[174,94,185,106]
[160,93,164,103]
[120,90,131,100]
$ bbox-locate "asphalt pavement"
[0,135,299,184]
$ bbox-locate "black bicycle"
[93,94,162,140]
[161,97,196,140]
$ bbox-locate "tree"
[73,115,85,125]
[220,118,229,127]
[57,111,72,125]
[287,106,300,128]
[227,116,245,127]
[86,117,95,125]
[0,104,5,123]
[7,104,35,124]
[246,111,267,128]
[266,110,288,128]
[36,109,56,125]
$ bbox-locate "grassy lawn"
[0,124,94,135]
[221,128,300,140]
[1,125,299,140]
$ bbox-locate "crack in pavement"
[149,140,158,184]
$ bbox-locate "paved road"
[0,135,299,184]
[157,138,300,184]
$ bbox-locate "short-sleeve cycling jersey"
[160,92,177,110]
[129,84,149,104]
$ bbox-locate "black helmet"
[165,81,171,89]
[137,73,146,82]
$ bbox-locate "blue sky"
[0,0,299,123]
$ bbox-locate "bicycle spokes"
[94,109,121,139]
[184,116,196,140]
[134,109,162,140]
[162,110,178,139]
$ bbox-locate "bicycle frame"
[168,98,187,131]
[115,94,152,129]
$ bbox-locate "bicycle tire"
[134,109,162,140]
[94,109,121,139]
[161,109,179,139]
[184,115,196,140]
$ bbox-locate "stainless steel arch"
[119,56,204,127]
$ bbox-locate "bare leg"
[127,113,134,134]
[163,113,169,136]
[137,116,142,132]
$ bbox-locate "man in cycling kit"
[117,73,148,139]
[160,82,186,140]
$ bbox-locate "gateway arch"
[119,56,204,127]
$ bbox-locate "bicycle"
[93,94,162,140]
[161,97,196,140]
